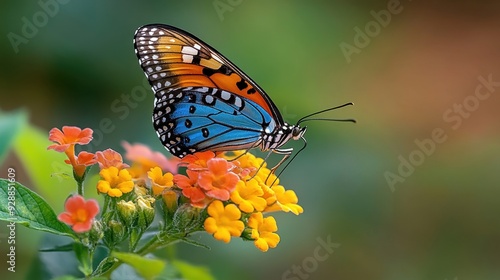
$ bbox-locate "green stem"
[77,179,84,196]
[101,195,110,215]
[135,235,160,255]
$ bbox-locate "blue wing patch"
[152,87,276,157]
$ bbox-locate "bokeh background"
[1,0,500,279]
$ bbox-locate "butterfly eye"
[292,126,307,140]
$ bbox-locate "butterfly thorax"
[261,124,307,152]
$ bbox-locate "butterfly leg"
[269,148,293,174]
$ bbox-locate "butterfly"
[133,24,353,169]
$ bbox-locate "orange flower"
[64,151,97,178]
[198,158,239,201]
[58,195,99,233]
[48,126,95,179]
[180,151,216,170]
[96,148,129,169]
[48,126,93,152]
[174,170,210,208]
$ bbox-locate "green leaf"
[0,179,76,238]
[171,260,215,280]
[93,256,119,277]
[39,243,75,252]
[112,252,165,280]
[0,110,27,166]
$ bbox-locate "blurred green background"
[1,0,500,279]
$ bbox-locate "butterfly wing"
[152,86,277,157]
[134,24,284,157]
[133,24,284,124]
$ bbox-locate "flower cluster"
[174,151,303,251]
[48,126,303,252]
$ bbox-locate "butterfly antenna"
[297,102,356,125]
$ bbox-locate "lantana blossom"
[264,185,304,215]
[65,151,97,178]
[96,148,129,169]
[174,170,210,208]
[48,126,93,152]
[147,166,174,195]
[230,179,267,213]
[97,166,135,197]
[204,200,244,243]
[248,212,280,252]
[180,151,217,170]
[47,126,95,179]
[58,195,99,233]
[198,158,239,201]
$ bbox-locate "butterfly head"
[291,125,307,141]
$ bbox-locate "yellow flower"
[97,166,134,197]
[230,179,267,213]
[248,212,280,252]
[264,185,304,215]
[257,179,277,206]
[147,166,174,195]
[204,200,244,243]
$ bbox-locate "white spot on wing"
[182,46,198,55]
[234,97,242,108]
[220,90,231,100]
[205,95,214,104]
[182,54,193,63]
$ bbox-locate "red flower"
[58,195,99,233]
[198,158,239,201]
